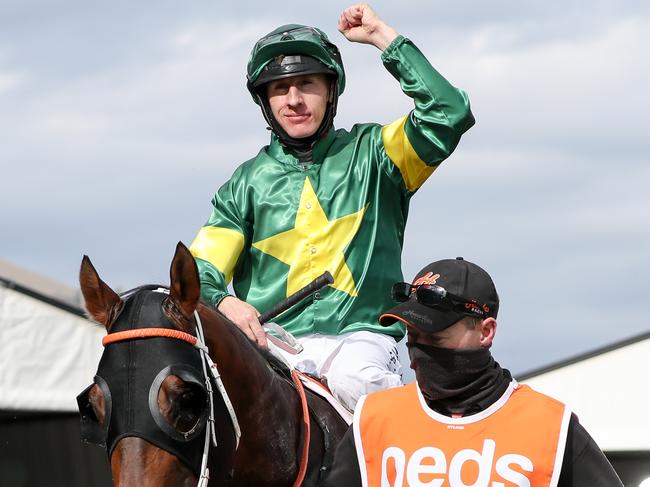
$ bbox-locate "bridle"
[84,285,313,487]
[102,304,241,487]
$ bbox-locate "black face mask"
[407,342,511,415]
[77,288,209,476]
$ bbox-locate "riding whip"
[259,271,334,324]
[259,271,334,354]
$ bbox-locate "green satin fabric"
[194,36,474,338]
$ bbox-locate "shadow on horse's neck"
[196,303,306,485]
[197,303,287,407]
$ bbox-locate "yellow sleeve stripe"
[381,115,435,192]
[189,226,245,284]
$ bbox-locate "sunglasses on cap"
[391,282,489,318]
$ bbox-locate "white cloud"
[0,71,24,94]
[459,17,649,149]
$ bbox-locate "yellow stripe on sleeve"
[381,115,435,192]
[189,226,245,284]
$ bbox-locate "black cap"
[379,257,499,333]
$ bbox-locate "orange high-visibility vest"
[354,381,571,487]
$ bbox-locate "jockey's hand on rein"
[217,296,268,349]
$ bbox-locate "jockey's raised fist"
[338,4,398,51]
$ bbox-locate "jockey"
[189,4,475,411]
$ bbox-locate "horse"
[76,242,349,486]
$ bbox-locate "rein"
[290,369,310,487]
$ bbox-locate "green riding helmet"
[247,24,346,100]
[246,24,346,150]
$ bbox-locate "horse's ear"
[169,242,201,320]
[79,255,123,330]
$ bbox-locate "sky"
[1,0,648,376]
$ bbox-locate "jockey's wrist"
[380,35,407,61]
[213,292,234,309]
[372,24,399,51]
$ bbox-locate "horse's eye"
[174,385,207,433]
[158,376,207,435]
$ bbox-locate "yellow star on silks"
[252,177,367,297]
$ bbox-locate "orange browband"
[102,328,198,347]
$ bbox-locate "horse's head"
[77,242,212,486]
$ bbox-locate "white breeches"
[276,330,403,412]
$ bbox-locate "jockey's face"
[266,73,329,139]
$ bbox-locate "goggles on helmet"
[251,26,329,57]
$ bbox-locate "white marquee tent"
[0,258,111,486]
[0,258,104,412]
[520,331,650,486]
[521,331,650,452]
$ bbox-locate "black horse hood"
[94,288,208,475]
